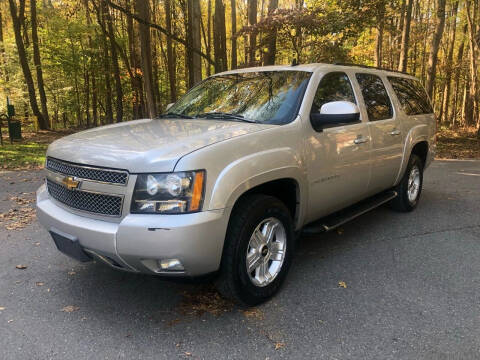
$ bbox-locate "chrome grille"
[46,157,128,185]
[47,179,123,216]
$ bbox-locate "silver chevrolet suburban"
[37,63,436,305]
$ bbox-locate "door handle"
[389,129,401,136]
[354,136,369,144]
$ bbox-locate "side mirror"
[165,103,174,111]
[310,101,360,132]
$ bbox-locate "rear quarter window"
[388,77,433,115]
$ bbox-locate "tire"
[390,154,424,212]
[216,194,295,306]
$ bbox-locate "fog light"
[159,258,184,271]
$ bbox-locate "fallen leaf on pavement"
[243,308,264,320]
[61,305,80,313]
[1,207,36,231]
[338,281,347,288]
[15,265,27,270]
[177,286,233,317]
[275,342,285,350]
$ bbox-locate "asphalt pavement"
[0,160,479,360]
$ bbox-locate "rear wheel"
[216,194,295,306]
[390,154,424,212]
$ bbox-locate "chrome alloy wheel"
[246,217,287,287]
[407,165,421,203]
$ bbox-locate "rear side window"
[311,72,356,113]
[356,73,393,121]
[388,77,434,115]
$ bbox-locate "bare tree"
[8,0,48,129]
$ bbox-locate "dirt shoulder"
[436,128,480,160]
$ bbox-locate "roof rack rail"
[333,62,411,76]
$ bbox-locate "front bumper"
[36,184,230,276]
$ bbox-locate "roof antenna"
[291,58,299,66]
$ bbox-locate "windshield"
[165,71,312,125]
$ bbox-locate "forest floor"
[436,127,480,159]
[0,127,479,170]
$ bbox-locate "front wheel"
[390,154,424,212]
[216,194,295,306]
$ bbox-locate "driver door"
[305,71,372,223]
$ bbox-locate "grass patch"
[0,142,48,170]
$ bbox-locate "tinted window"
[311,72,356,113]
[356,73,393,121]
[388,77,433,115]
[167,71,311,125]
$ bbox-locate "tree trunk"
[8,0,48,130]
[398,0,413,72]
[374,2,386,68]
[135,0,156,118]
[188,0,202,87]
[105,2,123,122]
[84,0,97,126]
[164,0,176,102]
[0,8,10,83]
[440,0,459,125]
[263,0,278,65]
[425,0,446,100]
[213,0,227,72]
[230,0,237,69]
[31,0,49,125]
[451,24,467,127]
[465,0,479,130]
[247,0,257,66]
[126,0,143,118]
[100,1,113,124]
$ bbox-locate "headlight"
[131,170,205,214]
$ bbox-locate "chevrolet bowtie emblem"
[62,176,80,190]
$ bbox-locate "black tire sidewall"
[227,196,295,305]
[401,155,424,210]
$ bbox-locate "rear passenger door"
[355,73,403,194]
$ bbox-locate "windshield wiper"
[195,112,257,123]
[157,113,194,119]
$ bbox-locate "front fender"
[209,148,307,229]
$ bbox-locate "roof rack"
[333,62,411,76]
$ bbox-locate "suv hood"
[47,118,270,172]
